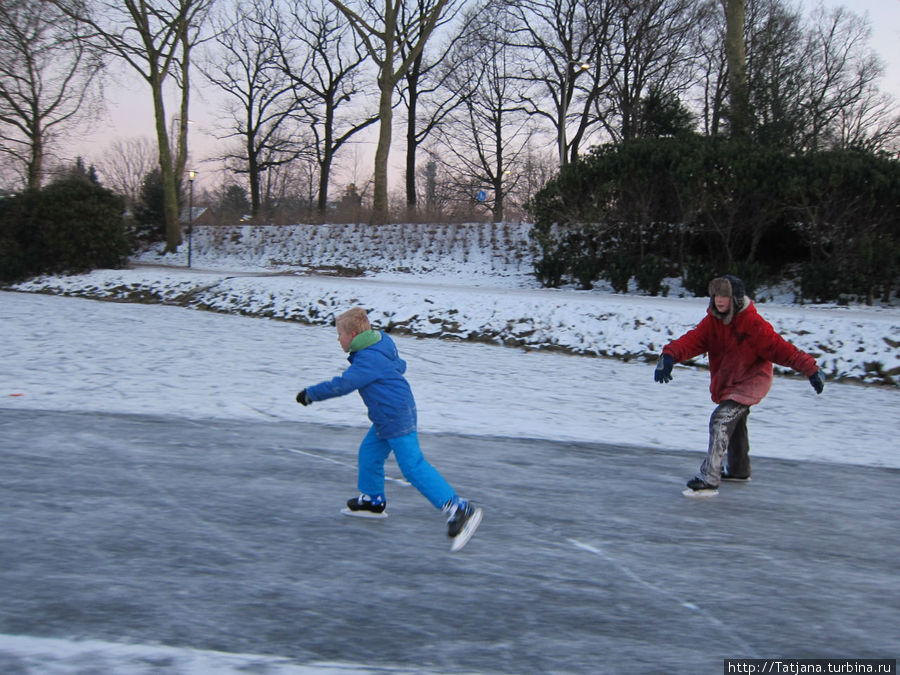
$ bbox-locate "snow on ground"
[11,266,900,382]
[0,634,451,675]
[11,223,900,384]
[148,223,900,384]
[136,221,541,286]
[3,221,899,469]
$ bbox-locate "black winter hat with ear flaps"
[723,274,746,305]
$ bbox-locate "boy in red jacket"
[654,275,826,497]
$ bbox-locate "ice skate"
[682,476,719,498]
[720,471,750,482]
[341,494,388,518]
[444,500,483,552]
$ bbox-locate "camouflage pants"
[697,400,751,486]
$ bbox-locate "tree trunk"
[372,73,393,224]
[175,30,190,192]
[151,79,181,253]
[27,129,42,191]
[319,93,336,218]
[317,153,332,216]
[405,56,422,217]
[725,0,749,138]
[405,92,418,218]
[248,134,261,219]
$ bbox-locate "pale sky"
[66,0,900,191]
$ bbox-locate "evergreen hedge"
[528,136,900,304]
[0,175,131,283]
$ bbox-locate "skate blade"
[341,507,389,519]
[450,507,483,553]
[720,476,751,482]
[682,488,719,498]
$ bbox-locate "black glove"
[296,389,311,406]
[808,369,825,395]
[654,354,674,383]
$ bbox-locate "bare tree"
[270,151,323,221]
[693,0,809,145]
[691,0,728,137]
[268,0,378,216]
[596,0,699,143]
[327,0,456,223]
[801,5,898,152]
[396,0,470,216]
[201,0,306,220]
[434,12,534,222]
[692,0,784,140]
[0,0,103,189]
[501,144,557,221]
[99,137,157,206]
[52,0,216,252]
[743,0,807,145]
[833,85,900,154]
[500,0,619,167]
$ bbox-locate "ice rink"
[1,408,897,674]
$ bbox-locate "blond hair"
[335,307,371,334]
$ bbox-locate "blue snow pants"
[357,426,456,509]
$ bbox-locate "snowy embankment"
[10,222,900,386]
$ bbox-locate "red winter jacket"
[662,300,818,405]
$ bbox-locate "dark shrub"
[682,258,717,297]
[636,254,668,296]
[605,255,633,293]
[0,176,130,283]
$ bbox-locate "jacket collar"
[349,329,382,353]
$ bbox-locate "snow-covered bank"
[7,222,900,385]
[3,290,898,469]
[11,264,899,385]
[133,221,539,284]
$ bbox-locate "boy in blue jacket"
[296,307,482,552]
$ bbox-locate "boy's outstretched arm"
[297,358,379,405]
[659,318,712,375]
[655,318,713,384]
[751,318,824,394]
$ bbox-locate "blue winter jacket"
[305,331,417,439]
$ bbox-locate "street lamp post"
[559,61,591,167]
[187,170,196,268]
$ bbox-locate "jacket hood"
[349,331,403,368]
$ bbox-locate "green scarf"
[349,329,381,353]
